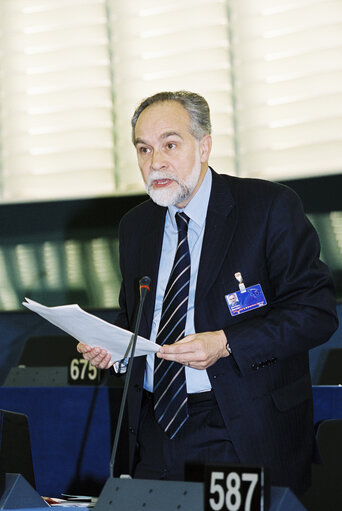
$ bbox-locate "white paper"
[22,298,159,362]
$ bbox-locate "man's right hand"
[77,343,113,369]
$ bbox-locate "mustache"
[147,171,181,188]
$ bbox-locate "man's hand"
[156,330,229,369]
[77,343,113,369]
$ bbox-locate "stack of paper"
[22,298,158,363]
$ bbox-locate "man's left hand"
[156,330,229,369]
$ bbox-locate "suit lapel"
[195,170,237,306]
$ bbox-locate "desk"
[0,385,341,498]
[0,489,306,511]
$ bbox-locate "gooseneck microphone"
[109,276,151,478]
[139,275,151,298]
[95,275,203,510]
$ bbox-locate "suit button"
[129,427,136,435]
[134,384,141,392]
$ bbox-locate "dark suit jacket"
[114,169,338,494]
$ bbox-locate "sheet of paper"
[22,298,159,362]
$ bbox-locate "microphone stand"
[109,276,151,478]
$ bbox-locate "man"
[78,91,338,495]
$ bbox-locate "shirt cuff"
[113,359,128,374]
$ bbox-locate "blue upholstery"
[0,387,122,497]
[0,385,341,498]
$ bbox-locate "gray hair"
[131,90,211,143]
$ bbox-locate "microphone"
[139,275,151,299]
[109,276,151,478]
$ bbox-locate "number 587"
[209,471,259,511]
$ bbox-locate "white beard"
[145,151,202,208]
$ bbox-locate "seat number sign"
[205,465,268,511]
[68,356,101,385]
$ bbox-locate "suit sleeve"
[224,186,338,376]
[114,218,130,331]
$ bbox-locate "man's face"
[134,101,211,208]
[228,294,237,305]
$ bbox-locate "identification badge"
[225,284,267,317]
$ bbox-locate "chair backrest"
[17,335,76,367]
[0,410,36,489]
[301,419,342,510]
[317,349,342,385]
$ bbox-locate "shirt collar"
[168,167,212,229]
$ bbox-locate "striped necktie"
[153,212,191,439]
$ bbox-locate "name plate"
[205,464,269,511]
[68,355,101,385]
